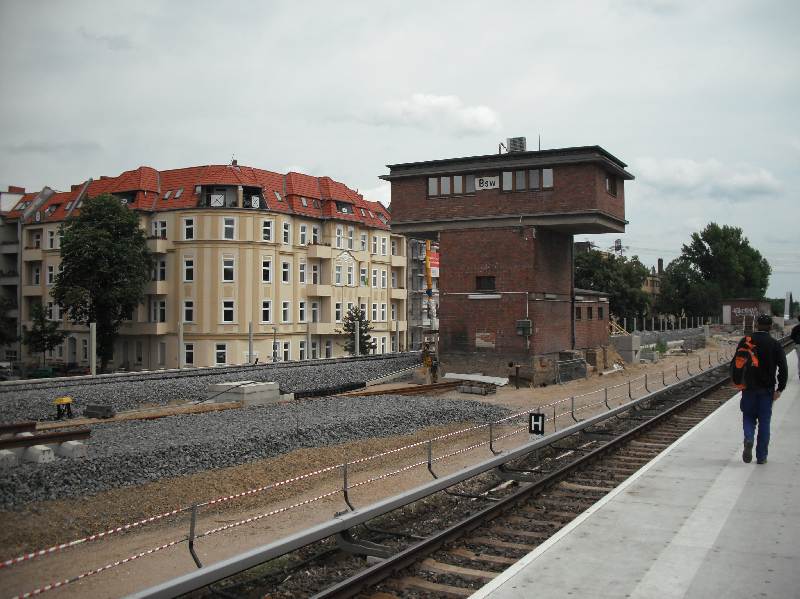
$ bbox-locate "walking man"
[734,314,788,464]
[791,319,800,378]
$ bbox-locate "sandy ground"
[0,339,739,599]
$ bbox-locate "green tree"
[0,295,18,347]
[22,303,66,367]
[657,223,771,317]
[574,250,651,318]
[769,297,799,316]
[337,305,374,355]
[52,194,152,372]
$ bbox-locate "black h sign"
[529,413,545,435]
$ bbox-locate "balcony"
[391,255,406,268]
[0,272,18,286]
[124,322,170,335]
[390,287,408,300]
[373,320,408,332]
[306,243,332,259]
[306,283,332,297]
[22,284,41,296]
[146,280,169,295]
[0,242,19,255]
[146,237,169,254]
[22,247,42,262]
[308,322,337,335]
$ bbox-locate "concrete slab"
[23,444,55,464]
[207,381,282,406]
[0,449,18,469]
[443,373,509,386]
[472,353,800,599]
[56,440,88,459]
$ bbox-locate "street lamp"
[272,326,278,362]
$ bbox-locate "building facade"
[406,238,439,351]
[8,163,407,370]
[383,144,632,376]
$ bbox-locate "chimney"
[8,185,25,194]
[657,258,664,275]
[231,159,238,166]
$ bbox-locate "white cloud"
[633,157,782,200]
[368,94,501,136]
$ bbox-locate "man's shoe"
[743,441,753,463]
[757,458,767,464]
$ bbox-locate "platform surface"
[473,352,800,599]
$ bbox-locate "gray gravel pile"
[0,395,509,508]
[638,327,706,346]
[0,354,420,423]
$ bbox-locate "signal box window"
[475,276,495,291]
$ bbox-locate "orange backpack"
[731,336,759,390]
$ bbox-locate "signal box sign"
[529,413,545,435]
[476,176,499,191]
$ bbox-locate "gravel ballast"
[0,394,510,509]
[0,354,420,423]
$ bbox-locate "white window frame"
[360,232,368,251]
[335,264,342,285]
[335,225,343,248]
[215,343,227,365]
[371,303,378,321]
[371,235,378,254]
[282,222,291,245]
[381,269,387,289]
[347,226,354,249]
[371,268,378,287]
[262,219,273,242]
[381,236,387,256]
[347,264,354,286]
[262,258,272,283]
[222,217,236,240]
[335,302,342,322]
[380,303,387,321]
[183,218,194,240]
[221,300,235,323]
[46,264,54,285]
[281,261,291,283]
[299,224,307,245]
[183,300,194,323]
[281,301,290,323]
[184,343,194,365]
[298,301,306,323]
[299,262,306,284]
[261,300,272,323]
[183,257,194,282]
[222,256,235,282]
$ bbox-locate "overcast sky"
[1,0,797,299]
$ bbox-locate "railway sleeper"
[388,575,473,598]
[465,535,535,553]
[419,558,499,582]
[446,548,517,567]
[489,525,552,542]
[558,480,615,494]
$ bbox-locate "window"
[371,303,378,321]
[281,261,290,283]
[183,300,194,322]
[428,177,438,195]
[299,262,306,284]
[311,263,319,284]
[281,301,290,323]
[223,217,235,240]
[222,257,235,282]
[335,201,352,214]
[453,176,463,194]
[380,237,387,256]
[222,300,235,323]
[175,188,183,199]
[184,343,194,365]
[371,236,378,254]
[335,226,343,248]
[502,171,513,191]
[158,342,166,366]
[151,299,166,323]
[347,226,354,249]
[335,302,342,322]
[311,341,318,359]
[154,259,166,281]
[575,306,582,320]
[371,268,378,287]
[381,269,387,288]
[215,343,227,365]
[598,306,604,320]
[300,196,308,207]
[360,266,368,286]
[440,176,450,195]
[135,340,142,363]
[391,238,398,256]
[391,302,397,320]
[274,190,283,203]
[346,264,354,286]
[311,225,320,244]
[299,340,306,361]
[183,218,194,240]
[163,190,172,201]
[299,301,306,322]
[325,340,332,358]
[391,271,398,288]
[542,168,554,188]
[360,233,368,251]
[152,221,167,239]
[380,337,386,354]
[32,231,41,249]
[46,265,54,285]
[183,256,195,281]
[261,300,271,322]
[82,339,89,361]
[47,230,56,249]
[262,220,273,241]
[529,169,540,190]
[335,264,342,285]
[299,224,307,245]
[360,303,367,317]
[466,174,476,193]
[606,175,618,196]
[32,265,40,285]
[515,170,526,190]
[261,258,272,283]
[282,341,290,362]
[380,303,387,321]
[282,222,291,244]
[587,306,594,320]
[476,276,496,291]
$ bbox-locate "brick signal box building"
[382,145,633,376]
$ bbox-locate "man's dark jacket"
[792,323,800,344]
[733,331,788,392]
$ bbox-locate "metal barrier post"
[675,363,680,381]
[662,370,666,386]
[644,373,650,392]
[570,397,578,422]
[604,387,610,410]
[628,380,633,399]
[342,463,355,511]
[489,422,501,455]
[553,405,557,431]
[188,504,202,569]
[427,440,438,479]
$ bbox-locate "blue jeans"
[740,389,774,461]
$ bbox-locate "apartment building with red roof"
[7,162,407,370]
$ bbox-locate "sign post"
[529,412,545,435]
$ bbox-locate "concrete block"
[208,381,282,406]
[0,449,18,469]
[57,440,88,459]
[10,431,34,458]
[23,445,55,464]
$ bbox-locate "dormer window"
[605,175,618,196]
[313,199,321,209]
[274,191,283,203]
[163,190,172,200]
[174,188,183,199]
[335,201,352,214]
[301,197,308,207]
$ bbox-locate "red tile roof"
[14,164,391,230]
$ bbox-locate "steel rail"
[0,427,91,450]
[127,362,732,599]
[311,366,734,599]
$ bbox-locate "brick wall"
[574,299,609,348]
[390,163,624,225]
